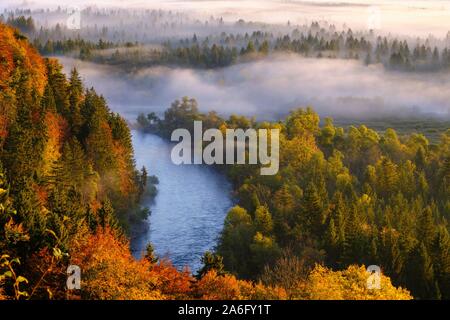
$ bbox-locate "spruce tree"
[431,227,450,299]
[144,243,159,264]
[406,242,437,299]
[196,251,226,279]
[254,206,273,235]
[302,182,325,237]
[68,68,84,135]
[418,206,435,249]
[98,198,118,229]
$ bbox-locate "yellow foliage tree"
[295,265,412,300]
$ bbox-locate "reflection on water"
[130,130,233,272]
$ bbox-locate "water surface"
[130,131,233,272]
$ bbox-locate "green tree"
[259,40,269,55]
[68,68,83,135]
[144,243,158,264]
[406,242,438,299]
[196,251,226,279]
[431,227,450,299]
[254,206,273,235]
[418,207,435,249]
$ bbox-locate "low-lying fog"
[59,55,450,122]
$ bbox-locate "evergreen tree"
[68,68,84,135]
[254,206,273,235]
[196,251,226,279]
[97,198,118,229]
[406,242,437,299]
[144,243,158,264]
[431,227,450,299]
[301,183,325,237]
[418,206,435,249]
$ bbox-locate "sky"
[3,0,450,37]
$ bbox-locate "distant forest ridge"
[5,13,450,72]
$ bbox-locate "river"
[130,130,233,272]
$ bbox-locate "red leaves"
[67,227,287,300]
[150,259,193,299]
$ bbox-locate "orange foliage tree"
[69,227,163,300]
[194,270,287,300]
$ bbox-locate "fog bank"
[59,55,450,122]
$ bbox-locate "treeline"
[1,8,229,44]
[36,38,257,69]
[42,28,450,71]
[5,15,35,34]
[138,97,450,300]
[0,23,149,299]
[33,38,118,59]
[10,15,450,72]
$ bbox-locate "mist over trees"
[6,9,450,73]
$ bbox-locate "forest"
[0,21,416,300]
[3,0,450,301]
[0,22,415,300]
[138,96,450,300]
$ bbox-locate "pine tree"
[245,40,255,54]
[196,251,225,279]
[441,154,450,196]
[13,177,46,249]
[254,206,273,235]
[144,243,158,264]
[46,60,69,116]
[68,68,84,135]
[41,83,57,113]
[97,198,118,229]
[342,206,362,266]
[325,217,339,266]
[418,206,435,249]
[302,183,325,237]
[431,227,450,299]
[414,146,427,170]
[388,235,403,281]
[138,166,148,200]
[377,157,399,198]
[406,242,437,299]
[331,192,346,247]
[259,40,269,55]
[2,106,44,186]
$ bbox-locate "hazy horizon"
[4,0,450,38]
